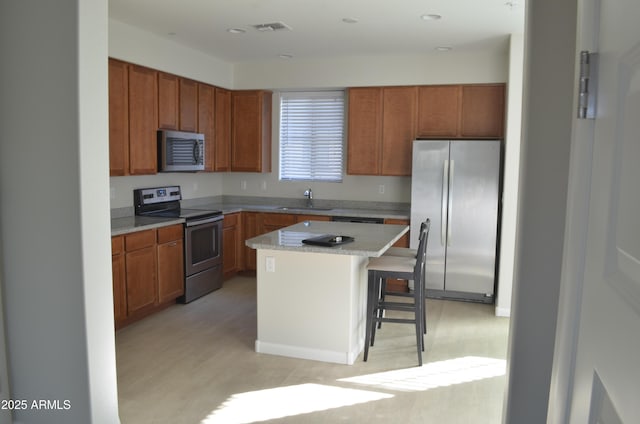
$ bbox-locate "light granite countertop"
[111,196,410,236]
[245,221,409,257]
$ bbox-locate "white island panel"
[255,249,368,365]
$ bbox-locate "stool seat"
[383,246,417,258]
[367,255,415,273]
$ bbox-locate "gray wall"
[0,1,119,423]
[503,0,578,422]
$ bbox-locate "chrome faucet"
[304,188,313,207]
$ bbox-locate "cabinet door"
[222,213,241,279]
[179,78,198,132]
[198,83,216,171]
[157,239,184,303]
[347,87,382,175]
[243,212,259,271]
[382,86,417,176]
[158,72,179,130]
[111,236,127,324]
[295,214,331,223]
[125,246,157,315]
[261,213,296,233]
[231,90,272,172]
[214,88,232,171]
[108,58,129,176]
[460,84,505,138]
[128,65,158,175]
[417,85,461,138]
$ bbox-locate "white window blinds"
[279,91,344,182]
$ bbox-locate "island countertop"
[245,220,408,257]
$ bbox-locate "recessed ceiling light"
[227,28,246,34]
[342,17,359,24]
[421,14,442,21]
[279,54,293,59]
[435,46,453,52]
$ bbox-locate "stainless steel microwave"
[157,130,205,172]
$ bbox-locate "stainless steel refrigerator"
[410,139,501,303]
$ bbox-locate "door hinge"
[577,50,598,119]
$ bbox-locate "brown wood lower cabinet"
[222,213,242,280]
[157,224,184,303]
[124,230,157,316]
[112,224,184,329]
[243,212,259,271]
[111,236,127,323]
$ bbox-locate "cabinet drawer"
[223,213,239,228]
[111,236,124,255]
[262,213,296,227]
[157,224,183,244]
[125,229,156,251]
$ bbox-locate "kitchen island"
[245,220,408,365]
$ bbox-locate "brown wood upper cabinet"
[347,86,417,176]
[382,86,418,176]
[417,84,505,139]
[231,90,272,172]
[346,87,382,175]
[158,72,179,130]
[109,59,158,176]
[194,83,232,172]
[197,83,216,171]
[126,64,158,175]
[179,78,198,132]
[214,88,232,172]
[108,59,129,176]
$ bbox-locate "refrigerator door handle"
[447,160,455,246]
[441,159,449,245]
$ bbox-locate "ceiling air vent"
[252,22,292,32]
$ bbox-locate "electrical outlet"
[378,184,385,194]
[241,180,247,190]
[261,180,267,191]
[266,256,276,272]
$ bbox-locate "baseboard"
[495,306,511,317]
[255,340,357,365]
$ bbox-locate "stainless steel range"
[134,186,223,303]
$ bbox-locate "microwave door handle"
[192,140,200,164]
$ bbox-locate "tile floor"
[116,275,510,424]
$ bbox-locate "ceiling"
[109,0,525,64]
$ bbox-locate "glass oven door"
[184,216,223,276]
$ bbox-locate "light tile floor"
[116,275,510,424]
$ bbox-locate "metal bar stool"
[378,220,429,333]
[364,219,430,366]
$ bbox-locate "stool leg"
[363,270,377,361]
[416,299,423,366]
[377,278,386,329]
[370,273,381,346]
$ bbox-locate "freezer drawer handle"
[447,160,455,246]
[441,159,449,246]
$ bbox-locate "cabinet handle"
[169,242,177,247]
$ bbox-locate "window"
[279,91,344,182]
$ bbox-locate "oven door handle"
[185,215,223,227]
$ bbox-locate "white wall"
[109,19,234,88]
[503,0,578,422]
[495,35,525,317]
[233,50,508,89]
[0,1,119,423]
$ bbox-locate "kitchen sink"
[277,206,333,212]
